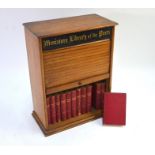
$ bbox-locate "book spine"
[101,82,106,109]
[71,90,77,117]
[60,93,67,121]
[92,83,96,108]
[76,88,81,116]
[95,83,101,109]
[55,94,61,122]
[46,96,51,124]
[101,82,106,94]
[81,87,87,114]
[86,85,92,112]
[50,95,56,124]
[66,92,71,119]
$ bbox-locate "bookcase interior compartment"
[46,80,107,123]
[34,79,109,136]
[36,80,108,136]
[24,14,117,136]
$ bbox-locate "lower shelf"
[32,109,102,136]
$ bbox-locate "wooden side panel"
[24,28,48,128]
[43,40,111,90]
[109,27,115,91]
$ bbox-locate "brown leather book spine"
[95,83,101,109]
[81,87,86,114]
[66,92,71,119]
[55,94,61,122]
[46,96,51,124]
[76,88,81,116]
[71,90,77,117]
[60,93,67,121]
[50,95,56,124]
[86,85,92,112]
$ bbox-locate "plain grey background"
[0,9,155,152]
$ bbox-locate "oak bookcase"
[23,14,117,136]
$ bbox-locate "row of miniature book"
[47,81,106,124]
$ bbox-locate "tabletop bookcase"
[23,14,117,136]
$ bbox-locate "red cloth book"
[71,90,77,117]
[76,88,81,116]
[95,82,101,109]
[50,95,56,124]
[81,87,86,114]
[55,94,61,122]
[101,82,106,109]
[103,92,126,125]
[46,96,51,124]
[86,85,92,112]
[60,93,67,121]
[66,92,71,119]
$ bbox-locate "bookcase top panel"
[23,14,117,37]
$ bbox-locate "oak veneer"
[24,14,117,136]
[43,40,110,90]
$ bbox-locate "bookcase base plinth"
[32,110,102,136]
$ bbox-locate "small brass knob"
[78,81,82,85]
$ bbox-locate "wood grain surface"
[23,14,117,37]
[43,40,111,90]
[24,28,48,128]
[24,14,117,136]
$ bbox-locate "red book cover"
[55,94,61,122]
[60,93,67,121]
[95,82,101,109]
[103,92,126,125]
[66,92,71,119]
[46,96,51,124]
[86,85,92,112]
[71,90,77,117]
[76,88,81,116]
[50,95,56,124]
[81,87,86,114]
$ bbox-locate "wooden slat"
[43,40,111,90]
[46,73,110,94]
